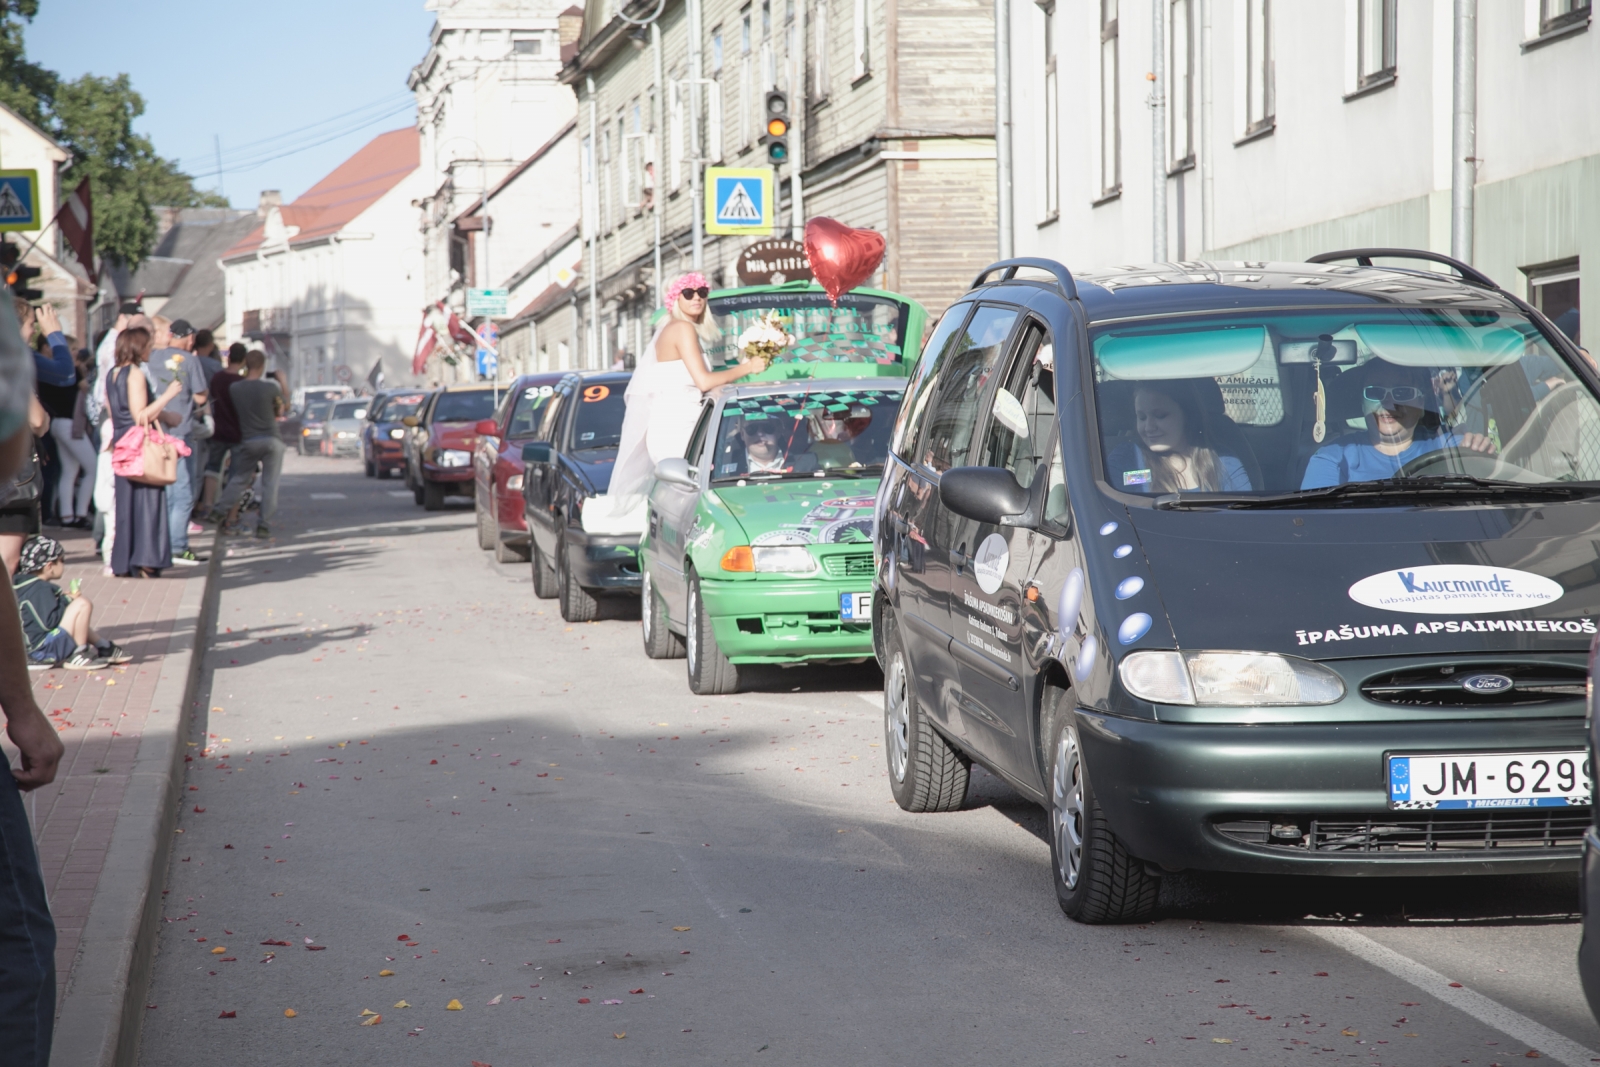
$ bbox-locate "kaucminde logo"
[1347,564,1563,614]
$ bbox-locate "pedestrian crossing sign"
[705,167,774,236]
[0,170,39,233]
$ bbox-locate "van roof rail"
[970,257,1078,300]
[1306,248,1500,291]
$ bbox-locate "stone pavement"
[11,523,218,1065]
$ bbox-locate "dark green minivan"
[878,251,1596,923]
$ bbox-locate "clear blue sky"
[26,0,434,209]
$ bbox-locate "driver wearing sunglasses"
[1300,358,1497,489]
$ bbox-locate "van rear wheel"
[883,616,968,812]
[1048,713,1160,924]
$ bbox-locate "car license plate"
[840,592,871,621]
[1387,750,1592,809]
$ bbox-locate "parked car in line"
[319,398,370,457]
[297,398,336,455]
[292,384,352,412]
[878,252,1598,924]
[363,389,430,478]
[1583,633,1600,1023]
[521,371,633,621]
[633,280,926,694]
[402,383,502,510]
[474,372,566,563]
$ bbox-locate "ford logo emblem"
[1459,673,1515,694]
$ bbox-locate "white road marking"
[386,491,413,498]
[1308,925,1599,1066]
[309,493,347,500]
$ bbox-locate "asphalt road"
[138,453,1600,1066]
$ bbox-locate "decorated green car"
[637,281,927,694]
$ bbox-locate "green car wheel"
[640,568,685,660]
[686,573,740,694]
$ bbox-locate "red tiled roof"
[222,127,419,260]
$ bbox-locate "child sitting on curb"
[14,536,130,671]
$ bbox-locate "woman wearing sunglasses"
[609,273,765,504]
[1300,358,1497,489]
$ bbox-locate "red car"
[474,372,566,562]
[402,384,502,510]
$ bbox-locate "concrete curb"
[48,537,224,1067]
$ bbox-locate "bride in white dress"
[595,274,762,527]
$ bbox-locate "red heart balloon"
[804,217,886,306]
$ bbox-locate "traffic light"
[0,240,41,300]
[763,90,790,165]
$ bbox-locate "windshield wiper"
[1155,476,1600,510]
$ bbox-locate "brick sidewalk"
[20,524,210,1008]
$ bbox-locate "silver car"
[320,399,370,458]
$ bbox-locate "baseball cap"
[169,319,195,338]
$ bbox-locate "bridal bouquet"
[738,312,794,369]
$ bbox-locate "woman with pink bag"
[106,327,181,577]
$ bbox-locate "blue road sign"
[705,167,773,235]
[0,170,40,233]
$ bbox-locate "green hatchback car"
[636,282,926,694]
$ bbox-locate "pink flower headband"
[665,272,711,308]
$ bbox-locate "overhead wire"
[189,99,417,179]
[211,91,415,158]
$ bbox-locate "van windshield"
[1091,308,1600,504]
[710,386,904,482]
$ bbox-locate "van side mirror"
[654,457,697,488]
[940,466,1031,526]
[401,415,420,428]
[521,441,552,464]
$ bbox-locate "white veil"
[607,320,667,503]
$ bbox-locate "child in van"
[13,535,130,670]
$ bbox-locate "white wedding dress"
[586,323,706,534]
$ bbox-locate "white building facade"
[410,0,583,311]
[222,129,427,391]
[1009,0,1599,334]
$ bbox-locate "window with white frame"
[1356,0,1396,89]
[1243,0,1274,137]
[708,68,725,162]
[1527,260,1581,344]
[853,0,871,80]
[1540,0,1591,36]
[813,0,831,100]
[712,26,724,72]
[616,113,628,218]
[1169,0,1194,167]
[512,34,542,55]
[1099,0,1120,198]
[1041,1,1058,220]
[598,127,611,231]
[628,101,643,210]
[741,5,754,148]
[668,78,684,189]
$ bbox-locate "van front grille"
[823,552,875,578]
[1215,809,1588,853]
[1360,662,1586,708]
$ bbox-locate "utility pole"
[653,20,666,304]
[1150,0,1167,263]
[791,1,806,240]
[687,0,705,269]
[1451,0,1477,264]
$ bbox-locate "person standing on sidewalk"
[33,306,92,527]
[144,320,208,566]
[199,344,246,517]
[0,290,65,1067]
[210,351,286,539]
[89,306,152,573]
[107,327,181,577]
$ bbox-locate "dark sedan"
[364,389,430,478]
[521,371,637,621]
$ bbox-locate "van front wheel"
[1048,714,1159,924]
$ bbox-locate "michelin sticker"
[1347,564,1563,615]
[972,533,1009,595]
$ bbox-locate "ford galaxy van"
[876,251,1596,923]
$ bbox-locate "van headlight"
[751,545,817,574]
[1118,650,1345,706]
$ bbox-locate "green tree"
[52,74,226,268]
[0,0,55,128]
[0,2,225,268]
